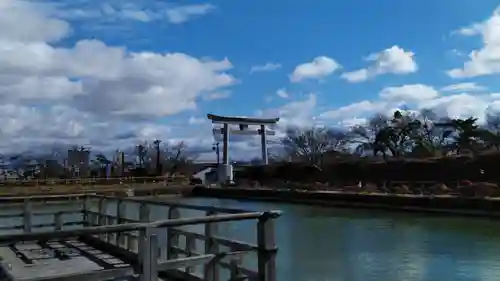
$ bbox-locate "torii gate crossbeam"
[207,114,279,183]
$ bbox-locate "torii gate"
[207,114,279,183]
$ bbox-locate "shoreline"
[191,186,500,218]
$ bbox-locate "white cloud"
[203,91,231,100]
[0,0,69,43]
[339,117,368,127]
[441,82,486,92]
[450,49,465,57]
[275,88,289,99]
[290,56,341,83]
[249,62,281,74]
[188,116,206,125]
[0,0,235,153]
[44,2,215,26]
[120,10,152,22]
[341,45,418,83]
[448,8,500,78]
[379,84,439,103]
[165,4,215,24]
[0,38,235,119]
[319,100,383,121]
[257,94,317,128]
[318,83,500,127]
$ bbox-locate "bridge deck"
[0,239,131,281]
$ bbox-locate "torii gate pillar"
[260,124,268,165]
[208,114,279,184]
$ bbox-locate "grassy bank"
[191,186,500,217]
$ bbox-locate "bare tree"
[281,126,348,164]
[137,140,196,177]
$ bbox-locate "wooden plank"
[26,266,134,281]
[0,244,104,281]
[171,229,257,251]
[219,262,258,279]
[157,251,250,272]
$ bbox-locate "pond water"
[2,198,500,281]
[176,197,500,281]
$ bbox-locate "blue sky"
[1,0,500,160]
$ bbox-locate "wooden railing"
[0,194,281,281]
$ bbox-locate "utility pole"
[137,144,144,168]
[154,140,162,176]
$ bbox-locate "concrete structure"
[207,114,279,183]
[192,167,212,184]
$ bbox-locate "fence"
[0,194,281,281]
[0,176,188,187]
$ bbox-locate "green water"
[176,197,500,281]
[2,199,500,281]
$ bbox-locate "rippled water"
[176,197,500,281]
[2,198,500,281]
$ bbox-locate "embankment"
[191,186,500,217]
[0,184,193,197]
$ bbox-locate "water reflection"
[178,198,500,281]
[2,198,500,281]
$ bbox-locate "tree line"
[0,140,195,179]
[278,109,500,165]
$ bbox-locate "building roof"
[207,114,279,125]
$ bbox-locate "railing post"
[138,203,150,269]
[54,212,63,231]
[141,229,158,281]
[228,245,245,281]
[98,198,107,240]
[184,234,197,273]
[116,199,126,247]
[23,198,32,233]
[82,195,91,226]
[257,212,277,281]
[203,209,219,281]
[150,231,158,281]
[166,207,180,260]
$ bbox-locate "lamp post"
[212,142,220,164]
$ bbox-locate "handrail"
[0,211,282,243]
[91,194,252,214]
